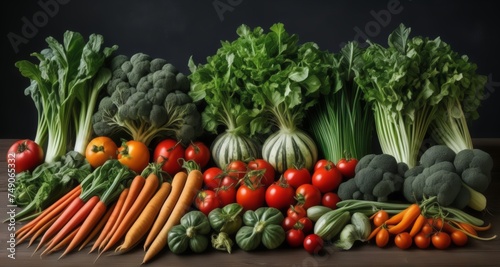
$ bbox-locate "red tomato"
[295,184,322,209]
[226,160,247,180]
[432,232,451,249]
[283,167,311,189]
[118,140,150,173]
[311,165,343,193]
[321,192,341,210]
[153,139,185,176]
[85,136,118,169]
[195,189,221,215]
[7,139,44,173]
[203,167,224,190]
[287,229,305,247]
[303,234,324,254]
[247,159,276,187]
[372,210,390,227]
[376,228,390,248]
[282,216,298,231]
[336,158,358,178]
[215,181,237,207]
[184,141,210,169]
[236,184,265,211]
[314,159,334,172]
[265,181,295,210]
[297,217,313,234]
[414,232,431,249]
[287,205,307,221]
[394,232,412,250]
[451,230,468,246]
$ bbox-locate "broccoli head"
[454,148,493,193]
[337,154,405,202]
[92,53,203,146]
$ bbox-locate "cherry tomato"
[376,228,390,248]
[153,139,185,176]
[303,234,324,254]
[295,184,322,209]
[336,157,358,178]
[283,166,311,189]
[287,205,307,221]
[184,141,210,169]
[118,140,150,173]
[282,216,298,231]
[298,217,313,234]
[451,230,468,246]
[265,180,296,210]
[311,164,343,193]
[314,159,334,172]
[287,229,305,248]
[394,232,412,249]
[7,139,44,173]
[194,189,221,216]
[226,160,247,180]
[215,183,237,207]
[414,232,431,249]
[85,136,118,169]
[420,223,434,235]
[372,210,389,227]
[236,183,265,211]
[432,232,451,249]
[203,167,224,190]
[247,159,276,187]
[321,192,341,210]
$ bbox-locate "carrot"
[115,182,172,253]
[409,214,426,237]
[98,175,145,252]
[44,226,81,256]
[143,171,187,251]
[453,221,478,236]
[384,204,412,226]
[79,202,116,251]
[388,203,420,234]
[98,172,160,258]
[90,189,129,254]
[28,214,60,248]
[367,225,382,241]
[16,186,81,245]
[40,195,101,256]
[143,161,203,264]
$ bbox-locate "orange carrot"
[45,226,81,256]
[367,225,382,241]
[384,204,412,226]
[143,161,203,264]
[453,221,478,236]
[409,214,426,237]
[90,189,129,254]
[17,186,81,245]
[28,214,60,248]
[79,202,116,251]
[98,172,160,257]
[40,195,101,256]
[115,182,172,253]
[388,204,420,234]
[99,175,145,252]
[143,171,187,251]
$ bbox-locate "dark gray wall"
[2,0,499,140]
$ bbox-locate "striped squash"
[211,131,262,169]
[262,128,318,173]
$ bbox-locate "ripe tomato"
[337,157,358,179]
[414,231,431,249]
[376,228,390,248]
[118,140,150,173]
[7,139,44,173]
[226,160,247,180]
[321,192,341,210]
[451,230,468,246]
[283,166,311,189]
[295,184,322,209]
[85,136,118,169]
[303,234,324,254]
[282,216,298,231]
[420,222,434,235]
[153,139,185,176]
[372,210,389,227]
[432,232,451,249]
[265,180,295,210]
[236,184,265,211]
[247,159,276,187]
[215,176,238,206]
[287,229,305,247]
[298,217,313,234]
[311,164,343,193]
[314,159,334,172]
[287,205,307,221]
[184,141,210,169]
[394,232,412,249]
[195,189,221,215]
[203,167,224,190]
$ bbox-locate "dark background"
[2,0,499,140]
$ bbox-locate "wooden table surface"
[0,138,499,267]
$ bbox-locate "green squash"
[235,207,285,251]
[167,211,211,254]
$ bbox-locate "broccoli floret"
[454,148,493,193]
[337,154,404,202]
[92,52,203,146]
[419,145,456,167]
